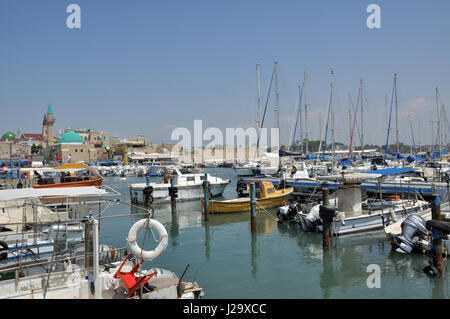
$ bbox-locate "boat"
[129,168,230,204]
[0,185,120,276]
[287,173,432,235]
[206,181,293,214]
[384,200,450,254]
[33,163,103,188]
[0,187,203,299]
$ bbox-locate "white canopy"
[0,186,109,202]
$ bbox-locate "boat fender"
[0,240,9,261]
[127,219,168,262]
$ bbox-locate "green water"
[98,168,450,298]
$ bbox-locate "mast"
[304,72,309,155]
[360,79,364,156]
[348,94,353,158]
[331,70,335,164]
[274,61,280,167]
[256,63,261,160]
[436,87,442,159]
[394,73,399,154]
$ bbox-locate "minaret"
[42,114,48,139]
[46,104,55,146]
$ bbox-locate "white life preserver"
[127,218,168,261]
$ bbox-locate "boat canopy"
[366,167,416,175]
[0,186,110,202]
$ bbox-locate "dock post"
[320,183,333,250]
[169,178,177,213]
[202,176,210,221]
[322,183,330,207]
[250,182,257,232]
[431,196,443,275]
[432,195,441,221]
[143,186,154,207]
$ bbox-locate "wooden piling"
[169,179,177,213]
[202,177,210,221]
[321,183,331,250]
[143,186,154,207]
[431,196,443,275]
[250,182,257,232]
[432,195,441,221]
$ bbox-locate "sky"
[1,0,449,148]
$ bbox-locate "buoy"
[127,219,168,261]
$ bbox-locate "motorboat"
[278,173,432,235]
[33,163,103,188]
[129,168,230,204]
[206,181,292,214]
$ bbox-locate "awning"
[0,186,109,202]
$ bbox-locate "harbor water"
[98,168,450,298]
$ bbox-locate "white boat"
[0,186,203,299]
[0,216,203,299]
[0,185,121,276]
[129,168,230,204]
[287,173,432,235]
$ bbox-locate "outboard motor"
[277,202,298,223]
[393,215,428,254]
[297,204,323,232]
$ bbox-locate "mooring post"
[250,182,257,232]
[432,195,441,221]
[202,176,210,221]
[143,185,154,208]
[321,182,332,250]
[322,182,330,207]
[169,178,177,213]
[432,196,443,275]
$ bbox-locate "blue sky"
[1,0,449,147]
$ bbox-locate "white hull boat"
[129,169,230,204]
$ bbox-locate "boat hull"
[33,177,103,188]
[208,189,293,214]
[130,182,229,204]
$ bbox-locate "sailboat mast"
[304,72,308,155]
[348,94,353,158]
[256,63,261,159]
[274,61,280,166]
[299,83,303,153]
[331,71,335,163]
[436,87,441,159]
[394,73,399,154]
[360,79,364,156]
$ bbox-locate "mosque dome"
[58,131,83,144]
[2,132,17,140]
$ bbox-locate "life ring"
[127,219,168,261]
[0,240,9,261]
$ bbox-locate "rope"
[254,200,283,222]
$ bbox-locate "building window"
[75,149,78,152]
[80,149,83,152]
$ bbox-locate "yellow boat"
[206,181,293,214]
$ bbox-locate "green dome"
[2,131,17,140]
[58,131,83,144]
